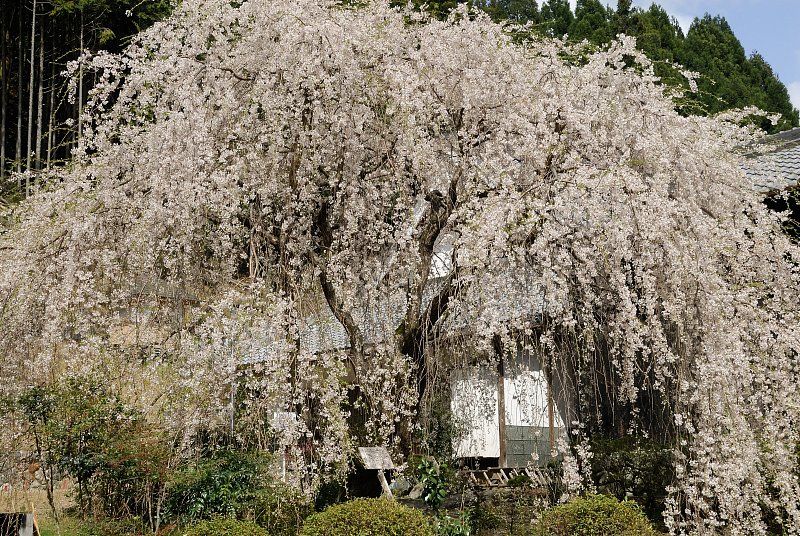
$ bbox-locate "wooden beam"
[548,354,555,455]
[496,341,507,468]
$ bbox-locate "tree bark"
[35,24,44,171]
[46,46,55,171]
[16,8,23,178]
[1,8,7,181]
[494,335,507,467]
[26,0,37,191]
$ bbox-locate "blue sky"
[569,0,800,112]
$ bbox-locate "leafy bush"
[300,497,434,536]
[166,449,263,521]
[432,510,474,536]
[416,458,449,510]
[166,449,311,534]
[506,474,532,488]
[534,493,658,536]
[250,481,313,536]
[14,379,172,522]
[590,436,673,523]
[471,485,547,536]
[470,503,503,533]
[182,517,268,536]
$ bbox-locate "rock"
[408,481,425,500]
[389,476,412,496]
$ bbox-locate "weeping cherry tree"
[0,1,799,533]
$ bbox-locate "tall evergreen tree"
[746,52,799,131]
[540,0,573,37]
[681,15,751,115]
[611,0,638,36]
[633,4,683,62]
[484,0,541,24]
[569,0,611,44]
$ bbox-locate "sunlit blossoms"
[0,1,798,533]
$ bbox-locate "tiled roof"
[743,128,800,193]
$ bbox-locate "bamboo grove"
[0,0,171,200]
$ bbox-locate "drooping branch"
[314,198,365,366]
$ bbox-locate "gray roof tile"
[743,128,800,193]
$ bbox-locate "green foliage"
[470,503,503,533]
[569,0,612,45]
[541,0,574,37]
[534,493,658,536]
[590,436,673,524]
[314,479,346,512]
[471,484,548,535]
[250,481,313,536]
[483,0,541,25]
[421,395,461,462]
[49,0,173,50]
[416,458,450,510]
[165,448,310,534]
[477,0,798,132]
[182,517,269,536]
[300,498,434,536]
[15,378,172,519]
[432,509,474,536]
[166,450,264,521]
[507,474,532,488]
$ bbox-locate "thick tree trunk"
[497,356,507,467]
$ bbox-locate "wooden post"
[494,336,507,468]
[377,470,393,499]
[547,354,555,456]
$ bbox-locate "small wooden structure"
[0,512,39,536]
[357,447,395,498]
[467,466,557,490]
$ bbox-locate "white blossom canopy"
[1,1,799,533]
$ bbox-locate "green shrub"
[471,502,503,533]
[165,448,312,534]
[300,497,434,536]
[182,517,268,536]
[415,458,450,510]
[590,436,673,523]
[432,510,474,536]
[534,493,658,536]
[250,481,313,536]
[471,486,547,536]
[14,379,172,522]
[166,449,264,521]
